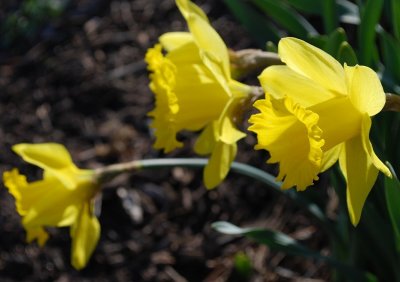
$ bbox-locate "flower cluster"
[145,0,391,226]
[3,0,394,272]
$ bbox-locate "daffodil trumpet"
[249,37,392,226]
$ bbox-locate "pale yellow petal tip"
[347,203,361,226]
[204,178,219,190]
[203,164,225,190]
[345,64,386,116]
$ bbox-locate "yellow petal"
[219,116,246,145]
[339,135,379,226]
[360,115,392,178]
[13,143,73,170]
[344,64,386,116]
[175,0,230,82]
[70,202,100,270]
[185,13,231,84]
[194,122,218,155]
[166,38,201,64]
[176,0,209,22]
[12,143,78,188]
[320,144,342,172]
[279,37,346,95]
[159,32,194,51]
[26,227,49,247]
[3,169,29,215]
[204,142,237,189]
[4,168,96,230]
[21,178,82,228]
[259,66,337,107]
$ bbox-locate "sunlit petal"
[159,32,194,51]
[259,66,337,107]
[204,141,237,189]
[279,37,346,95]
[339,136,379,226]
[345,64,386,116]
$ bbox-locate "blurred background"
[0,1,331,281]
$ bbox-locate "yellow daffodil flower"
[3,143,100,269]
[145,0,251,189]
[248,37,392,225]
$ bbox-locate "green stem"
[96,158,334,234]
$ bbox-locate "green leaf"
[306,34,328,49]
[234,252,252,278]
[384,162,400,252]
[213,221,377,282]
[322,0,338,33]
[324,27,347,57]
[391,0,400,40]
[223,0,281,46]
[250,0,318,38]
[380,31,400,82]
[284,0,359,25]
[337,41,358,65]
[358,0,384,65]
[283,0,322,14]
[266,41,277,52]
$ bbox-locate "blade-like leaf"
[358,0,384,65]
[283,0,322,14]
[322,0,338,33]
[337,41,358,65]
[324,27,347,57]
[213,221,377,282]
[391,0,400,40]
[384,162,400,252]
[250,0,318,38]
[380,31,400,82]
[223,0,281,46]
[285,0,359,25]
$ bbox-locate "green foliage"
[357,0,383,65]
[1,0,67,49]
[234,252,253,278]
[385,163,400,252]
[222,0,280,46]
[213,222,377,282]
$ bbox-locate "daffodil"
[248,37,392,225]
[3,143,100,269]
[145,0,251,189]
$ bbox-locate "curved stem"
[384,93,400,112]
[229,49,282,79]
[95,158,328,227]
